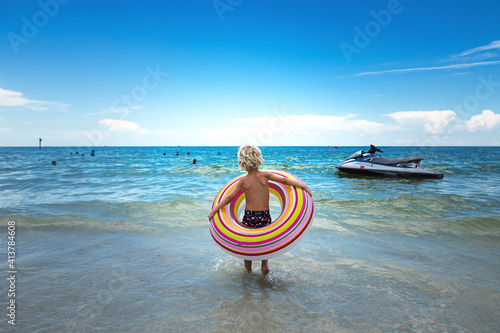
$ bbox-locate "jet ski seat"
[368,156,424,166]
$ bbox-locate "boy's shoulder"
[253,169,272,177]
[259,170,273,177]
[241,169,270,181]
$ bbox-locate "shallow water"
[0,146,499,332]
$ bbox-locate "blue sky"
[1,0,499,146]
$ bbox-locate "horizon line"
[1,145,498,148]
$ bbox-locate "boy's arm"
[208,180,242,220]
[268,173,312,196]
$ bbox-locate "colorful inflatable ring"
[209,169,314,261]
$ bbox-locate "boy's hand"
[304,185,312,197]
[208,211,215,221]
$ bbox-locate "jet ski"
[336,145,444,179]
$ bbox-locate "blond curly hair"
[237,145,264,170]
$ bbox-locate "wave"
[4,195,498,241]
[0,198,213,234]
[167,165,242,177]
[313,194,500,237]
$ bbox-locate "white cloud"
[385,110,457,134]
[339,40,500,78]
[458,40,500,58]
[106,105,142,114]
[0,87,69,111]
[445,40,500,62]
[98,119,149,134]
[145,114,385,146]
[235,114,385,134]
[465,110,500,132]
[88,105,142,117]
[337,60,500,78]
[0,117,9,132]
[92,111,499,146]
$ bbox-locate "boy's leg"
[244,260,252,272]
[261,260,269,275]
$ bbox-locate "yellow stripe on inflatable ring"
[209,169,314,261]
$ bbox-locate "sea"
[0,146,499,333]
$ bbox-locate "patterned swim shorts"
[241,210,272,228]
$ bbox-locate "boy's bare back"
[238,169,271,211]
[208,145,311,223]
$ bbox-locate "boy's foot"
[244,260,252,273]
[261,259,269,275]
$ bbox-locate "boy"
[208,145,311,275]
